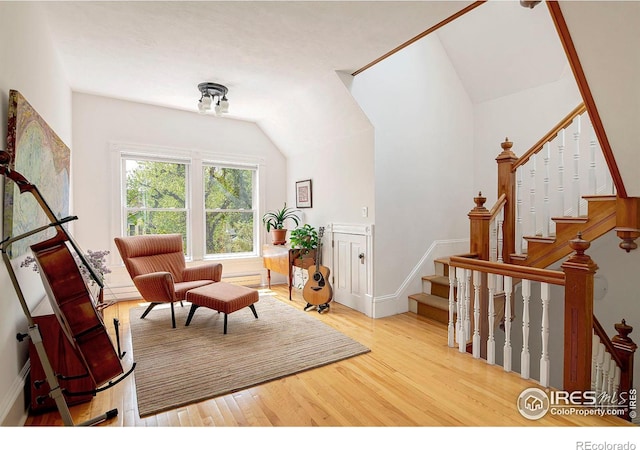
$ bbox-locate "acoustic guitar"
[302,226,333,313]
[1,151,124,387]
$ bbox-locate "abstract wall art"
[3,90,70,258]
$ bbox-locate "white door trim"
[327,223,374,317]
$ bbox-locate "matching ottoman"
[185,282,259,334]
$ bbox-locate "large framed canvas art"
[3,90,70,258]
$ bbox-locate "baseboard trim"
[0,360,30,426]
[372,238,468,318]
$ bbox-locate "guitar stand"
[304,302,331,314]
[2,221,132,426]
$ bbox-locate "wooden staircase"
[512,194,617,268]
[409,194,617,323]
[409,258,452,324]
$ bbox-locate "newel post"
[496,138,518,263]
[468,192,491,357]
[468,192,491,260]
[613,319,637,416]
[561,233,597,392]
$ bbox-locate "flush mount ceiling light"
[197,82,229,115]
[520,1,541,8]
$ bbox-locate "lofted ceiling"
[36,1,637,196]
[38,1,564,121]
[39,1,473,121]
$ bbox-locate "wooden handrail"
[512,103,586,171]
[352,1,486,76]
[593,315,624,369]
[449,255,565,285]
[488,193,507,221]
[547,1,627,198]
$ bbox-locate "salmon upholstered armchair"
[114,234,222,328]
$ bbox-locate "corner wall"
[350,33,475,317]
[0,2,72,425]
[71,93,288,287]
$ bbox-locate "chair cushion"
[174,280,215,300]
[186,282,259,314]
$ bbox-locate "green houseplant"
[289,224,319,257]
[262,203,301,245]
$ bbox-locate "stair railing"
[592,317,637,420]
[460,204,637,417]
[497,104,614,258]
[449,252,564,387]
[459,105,636,419]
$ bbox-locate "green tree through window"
[204,165,255,255]
[122,154,257,258]
[124,159,188,249]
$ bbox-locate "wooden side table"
[263,245,316,299]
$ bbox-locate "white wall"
[71,93,288,283]
[473,70,582,205]
[0,2,72,426]
[280,71,376,229]
[350,33,475,317]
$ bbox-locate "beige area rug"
[129,292,370,417]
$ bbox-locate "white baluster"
[601,352,611,395]
[543,143,551,237]
[589,116,597,194]
[487,273,496,365]
[497,205,504,264]
[595,343,605,397]
[448,266,456,348]
[613,367,621,401]
[572,116,582,216]
[520,279,531,379]
[472,271,481,359]
[558,129,566,217]
[591,334,601,392]
[539,282,550,387]
[464,269,471,343]
[503,276,513,372]
[607,358,617,397]
[456,267,466,353]
[529,154,537,236]
[516,166,524,253]
[490,215,497,262]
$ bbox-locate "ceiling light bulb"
[201,94,212,109]
[219,97,229,114]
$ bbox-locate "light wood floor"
[24,284,633,428]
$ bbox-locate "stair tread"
[422,274,450,285]
[552,216,589,223]
[524,236,555,243]
[408,292,449,310]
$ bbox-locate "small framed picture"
[295,179,312,208]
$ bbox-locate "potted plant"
[262,203,301,245]
[289,224,318,258]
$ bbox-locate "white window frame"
[202,161,259,259]
[120,153,192,255]
[110,142,262,263]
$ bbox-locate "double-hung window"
[203,164,256,257]
[123,156,189,239]
[120,151,257,259]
